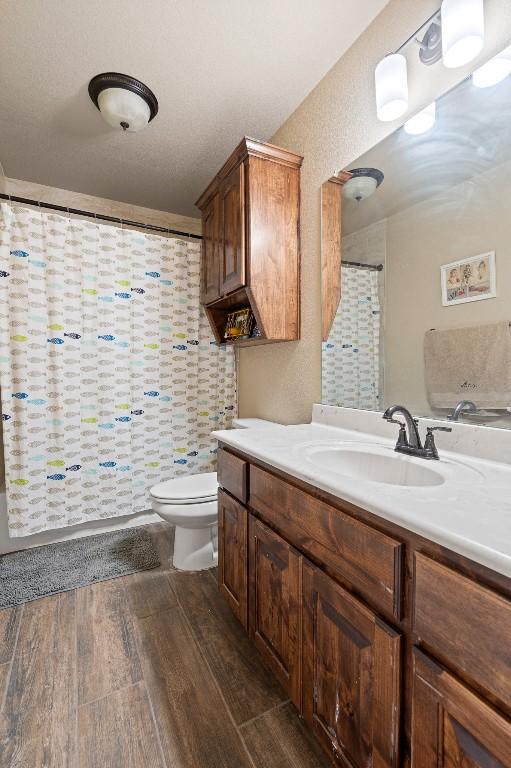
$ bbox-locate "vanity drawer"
[217,447,248,503]
[413,553,511,710]
[249,465,403,619]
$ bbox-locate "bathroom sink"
[300,443,446,487]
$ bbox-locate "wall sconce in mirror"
[473,44,511,87]
[404,101,436,135]
[375,0,486,122]
[342,168,384,202]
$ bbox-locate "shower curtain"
[322,265,381,410]
[0,203,236,537]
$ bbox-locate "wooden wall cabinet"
[201,191,221,305]
[321,171,351,342]
[196,137,303,346]
[220,163,245,296]
[216,447,511,768]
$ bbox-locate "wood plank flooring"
[0,522,331,768]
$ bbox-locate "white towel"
[424,321,511,409]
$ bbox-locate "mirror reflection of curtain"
[0,203,236,537]
[322,266,381,410]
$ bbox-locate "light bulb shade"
[473,44,511,88]
[375,53,408,122]
[97,88,151,132]
[342,168,384,202]
[404,101,436,135]
[88,73,158,133]
[441,0,484,68]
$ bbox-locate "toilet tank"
[232,418,279,429]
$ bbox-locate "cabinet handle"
[262,548,286,570]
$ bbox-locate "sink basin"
[301,444,445,487]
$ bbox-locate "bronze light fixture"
[88,72,158,132]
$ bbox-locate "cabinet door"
[412,649,511,768]
[200,191,221,304]
[303,562,401,768]
[248,515,302,708]
[218,489,248,628]
[220,162,245,295]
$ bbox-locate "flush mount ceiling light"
[441,0,484,68]
[88,72,158,132]
[342,168,384,202]
[375,53,409,122]
[473,44,511,87]
[404,101,436,135]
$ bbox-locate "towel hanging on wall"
[424,321,511,409]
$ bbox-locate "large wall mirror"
[321,69,511,429]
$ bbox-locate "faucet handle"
[386,418,409,449]
[424,425,452,460]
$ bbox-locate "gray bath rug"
[0,526,160,608]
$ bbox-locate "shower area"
[0,181,236,552]
[322,220,386,410]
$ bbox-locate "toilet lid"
[150,472,218,503]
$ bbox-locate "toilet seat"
[150,472,218,505]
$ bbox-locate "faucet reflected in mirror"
[448,400,478,421]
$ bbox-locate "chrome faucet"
[448,400,477,421]
[383,405,452,460]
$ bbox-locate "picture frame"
[441,251,496,306]
[224,308,254,340]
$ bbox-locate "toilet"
[149,418,276,570]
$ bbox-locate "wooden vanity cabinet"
[216,446,511,768]
[248,515,302,708]
[218,489,248,628]
[411,650,511,767]
[196,137,303,346]
[303,561,401,768]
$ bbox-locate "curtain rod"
[343,260,383,271]
[0,193,203,240]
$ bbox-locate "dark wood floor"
[0,523,330,768]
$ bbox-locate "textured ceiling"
[0,0,389,216]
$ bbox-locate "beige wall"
[238,0,511,424]
[0,178,201,491]
[384,160,511,417]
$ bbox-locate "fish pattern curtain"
[0,203,236,537]
[322,266,381,410]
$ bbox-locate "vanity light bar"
[375,0,486,123]
[442,0,484,69]
[375,54,408,122]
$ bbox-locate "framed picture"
[441,251,496,306]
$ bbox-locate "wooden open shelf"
[204,287,293,347]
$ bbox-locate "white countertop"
[213,407,511,578]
